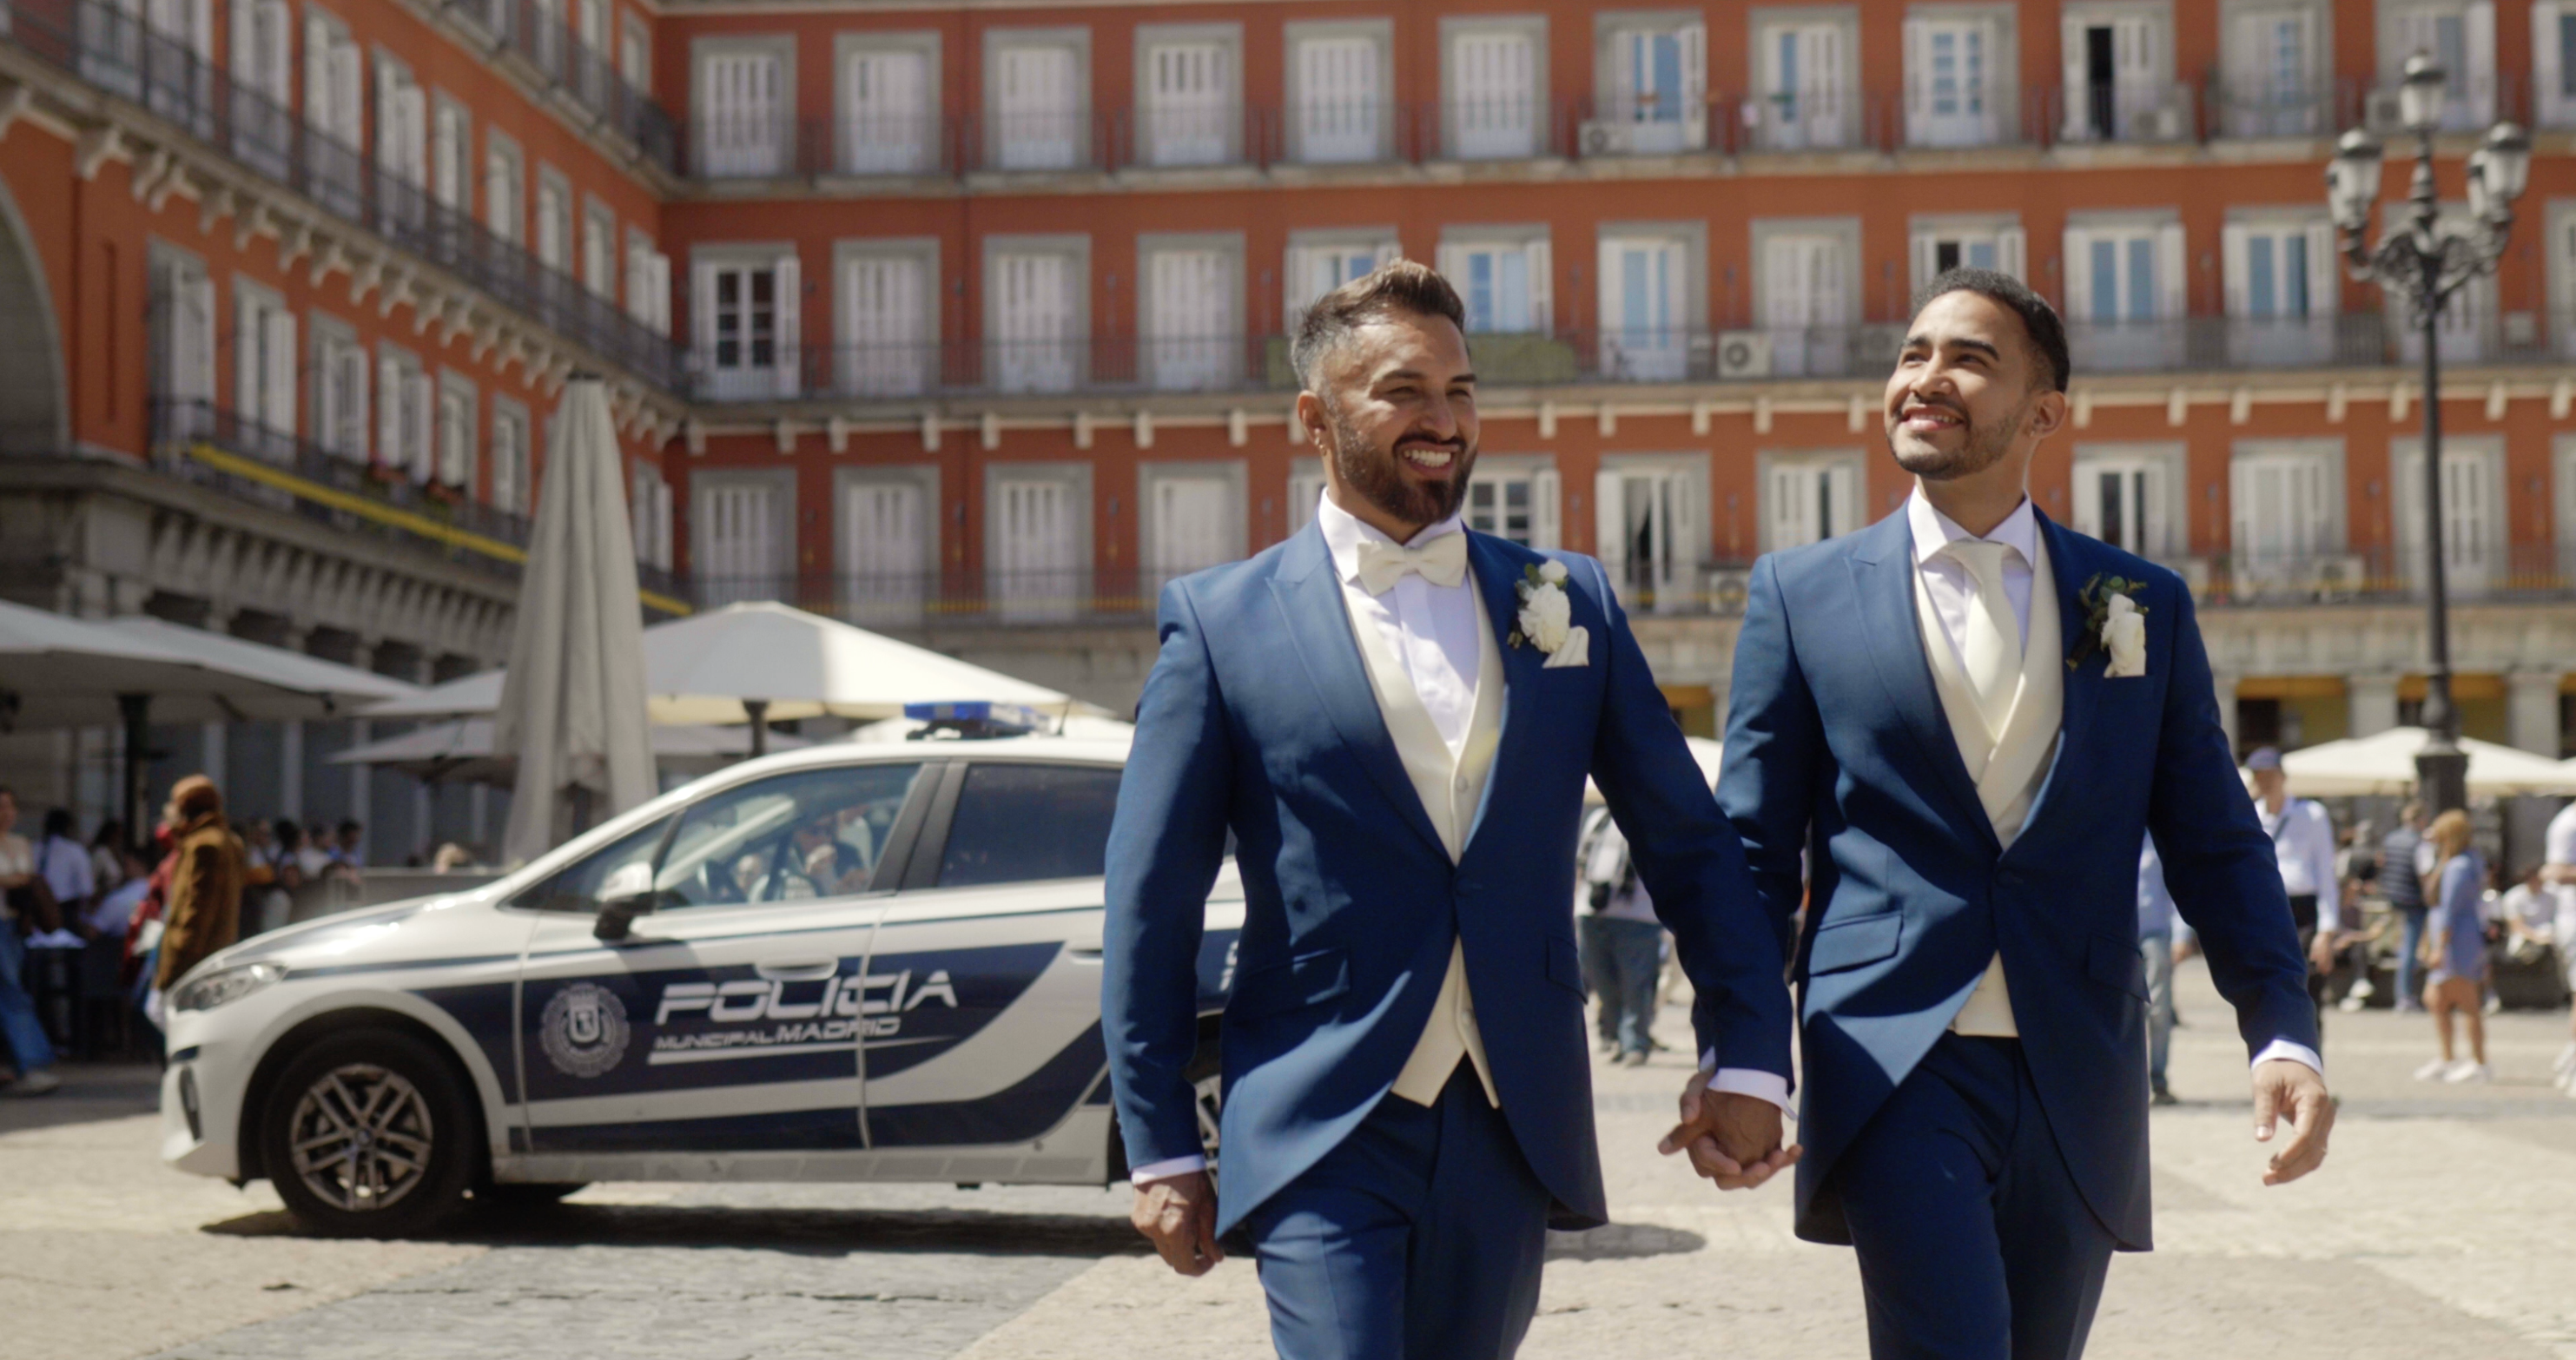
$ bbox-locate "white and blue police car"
[159,705,1242,1236]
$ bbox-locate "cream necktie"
[1946,539,2020,736]
[1355,532,1470,596]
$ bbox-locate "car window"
[936,763,1122,888]
[657,763,925,910]
[509,815,675,912]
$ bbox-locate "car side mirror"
[591,863,659,942]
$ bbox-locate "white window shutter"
[2303,221,2338,316]
[2156,222,2187,319]
[1826,463,1860,539]
[2221,223,2250,318]
[2140,459,2171,555]
[773,252,803,396]
[691,260,717,352]
[1680,22,1708,148]
[1598,236,1624,326]
[1909,230,1935,294]
[1524,238,1552,331]
[407,373,434,479]
[305,17,331,129]
[2229,457,2255,559]
[2468,1,2498,122]
[1594,469,1625,585]
[1998,225,2027,282]
[2539,3,2566,124]
[265,311,298,433]
[2062,228,2091,318]
[1526,468,1561,549]
[1372,240,1402,267]
[1435,242,1464,297]
[377,356,400,463]
[2059,16,2088,138]
[1903,17,1927,142]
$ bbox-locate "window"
[2224,218,2337,362]
[1909,221,2028,290]
[150,252,215,433]
[2062,219,2186,370]
[699,45,787,176]
[575,0,608,104]
[841,248,932,397]
[697,476,787,605]
[375,59,427,234]
[302,13,363,214]
[1142,241,1238,391]
[1448,24,1538,159]
[1284,235,1399,327]
[2223,5,2323,135]
[1436,236,1551,334]
[1600,17,1707,153]
[2386,2,2496,131]
[1595,460,1702,612]
[485,135,523,243]
[378,348,433,481]
[659,764,928,908]
[430,100,467,213]
[2072,450,2176,556]
[2394,438,2504,596]
[628,233,672,334]
[315,328,369,459]
[1759,228,1855,377]
[1291,26,1387,163]
[1905,12,2004,146]
[935,764,1123,887]
[509,815,674,911]
[436,380,475,489]
[2540,1,2576,126]
[694,252,802,399]
[839,472,931,623]
[491,403,530,512]
[844,42,934,173]
[2061,8,2178,142]
[1285,461,1329,537]
[1463,460,1561,548]
[633,462,674,571]
[1139,30,1234,167]
[235,286,297,456]
[585,201,617,300]
[621,12,651,89]
[2230,445,2336,572]
[990,469,1085,622]
[988,248,1080,393]
[1764,456,1866,550]
[530,0,564,76]
[535,172,571,273]
[992,37,1083,169]
[1754,19,1850,149]
[1598,234,1689,380]
[229,0,294,170]
[1143,465,1241,591]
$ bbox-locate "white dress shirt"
[1317,494,1481,753]
[2256,796,2342,934]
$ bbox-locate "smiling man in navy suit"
[1101,261,1795,1358]
[1702,268,2336,1359]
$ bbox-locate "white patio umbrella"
[97,616,426,716]
[2272,727,2576,798]
[365,602,1106,740]
[332,717,805,786]
[491,379,657,865]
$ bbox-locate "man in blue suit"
[1703,268,2336,1359]
[1102,261,1796,1358]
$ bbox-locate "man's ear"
[2025,388,2071,441]
[1295,391,1329,451]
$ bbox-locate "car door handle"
[1066,946,1105,962]
[755,960,840,981]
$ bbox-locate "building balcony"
[684,313,2576,408]
[5,0,685,393]
[146,399,688,611]
[474,0,678,169]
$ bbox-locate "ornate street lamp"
[2325,53,2530,814]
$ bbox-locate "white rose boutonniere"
[1510,560,1590,669]
[2067,573,2149,677]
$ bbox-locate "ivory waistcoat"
[1340,575,1508,1106]
[1910,531,2064,1037]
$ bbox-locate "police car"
[159,705,1243,1236]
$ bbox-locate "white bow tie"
[1355,533,1469,596]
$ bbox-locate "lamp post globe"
[2399,52,2447,133]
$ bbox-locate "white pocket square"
[1542,626,1591,668]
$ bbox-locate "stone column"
[2348,673,2401,739]
[2507,670,2565,757]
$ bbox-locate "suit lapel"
[2009,512,2102,848]
[1851,512,2001,855]
[1269,526,1449,860]
[1460,531,1540,853]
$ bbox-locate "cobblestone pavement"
[6,959,2572,1360]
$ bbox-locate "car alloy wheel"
[285,1063,437,1214]
[1192,1070,1223,1172]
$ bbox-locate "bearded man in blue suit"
[1101,261,1796,1359]
[1701,268,2338,1359]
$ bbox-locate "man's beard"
[1890,395,2026,481]
[1326,402,1475,528]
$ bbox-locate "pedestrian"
[2543,796,2576,1094]
[250,818,303,934]
[2137,834,2180,1106]
[151,776,247,1019]
[0,787,63,1096]
[2248,747,2341,1050]
[2381,802,2431,1013]
[1578,812,1666,1066]
[329,819,366,879]
[2413,809,2488,1084]
[88,818,129,897]
[34,809,95,928]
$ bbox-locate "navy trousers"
[1834,1034,2119,1360]
[1243,1066,1553,1360]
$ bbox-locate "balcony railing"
[149,399,688,606]
[7,0,685,393]
[466,0,677,170]
[684,311,2576,405]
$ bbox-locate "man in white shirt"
[2248,747,2342,1052]
[34,809,95,919]
[2542,798,2576,1092]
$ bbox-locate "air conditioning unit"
[1579,121,1639,157]
[1716,331,1773,380]
[2310,554,2369,601]
[2135,103,2190,141]
[1705,568,1754,615]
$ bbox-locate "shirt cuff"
[1699,1055,1795,1118]
[1126,1154,1207,1185]
[2253,1040,2323,1078]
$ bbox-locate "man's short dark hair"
[1912,267,2071,394]
[1290,259,1467,393]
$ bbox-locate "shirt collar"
[1316,489,1466,587]
[1907,487,2039,569]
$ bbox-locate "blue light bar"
[902,701,1050,736]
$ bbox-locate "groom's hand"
[2251,1058,2335,1186]
[1131,1171,1225,1276]
[1659,1068,1800,1190]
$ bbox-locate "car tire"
[477,1181,587,1213]
[260,1027,478,1238]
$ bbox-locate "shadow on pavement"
[199,1201,1153,1258]
[0,1061,162,1135]
[1545,1221,1707,1260]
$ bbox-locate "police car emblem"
[540,983,631,1078]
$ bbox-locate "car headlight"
[170,961,287,1013]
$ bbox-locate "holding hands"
[1659,1068,1800,1191]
